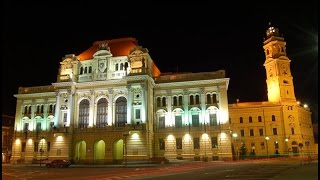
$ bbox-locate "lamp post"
[39,137,45,166]
[265,136,270,158]
[122,132,129,167]
[285,138,289,156]
[232,133,238,160]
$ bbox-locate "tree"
[239,142,247,159]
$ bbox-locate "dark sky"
[2,1,318,122]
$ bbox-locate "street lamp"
[39,137,45,166]
[122,132,129,167]
[265,136,270,158]
[285,138,289,156]
[232,133,239,160]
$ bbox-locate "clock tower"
[263,23,296,104]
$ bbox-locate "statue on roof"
[98,43,110,51]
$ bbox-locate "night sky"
[2,1,318,122]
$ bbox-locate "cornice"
[155,78,229,89]
[14,92,56,98]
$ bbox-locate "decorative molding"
[155,78,229,88]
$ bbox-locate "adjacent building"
[229,24,317,158]
[2,114,14,163]
[11,24,316,164]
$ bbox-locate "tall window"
[178,96,183,106]
[240,117,243,123]
[40,105,44,113]
[272,115,276,121]
[259,129,264,136]
[135,109,141,119]
[80,67,83,74]
[195,95,200,105]
[36,122,41,137]
[156,97,161,107]
[84,67,88,73]
[120,63,124,70]
[28,106,32,114]
[250,129,254,136]
[209,113,217,126]
[175,115,182,128]
[249,116,253,123]
[159,138,165,150]
[173,96,178,106]
[36,105,40,114]
[258,116,262,122]
[162,97,166,107]
[192,114,199,127]
[97,98,108,128]
[115,64,118,71]
[273,128,277,135]
[159,116,165,128]
[23,123,29,132]
[194,137,200,149]
[291,127,295,134]
[115,97,127,127]
[211,137,218,148]
[24,106,28,114]
[176,138,182,149]
[212,94,217,103]
[206,94,211,104]
[189,95,194,105]
[240,129,245,137]
[79,99,89,128]
[89,66,92,73]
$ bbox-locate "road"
[2,157,318,180]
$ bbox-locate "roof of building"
[77,37,138,61]
[2,114,15,127]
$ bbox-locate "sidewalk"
[272,160,318,180]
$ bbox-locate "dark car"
[46,159,71,168]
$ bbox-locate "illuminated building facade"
[12,38,231,164]
[229,24,317,158]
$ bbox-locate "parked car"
[46,159,71,168]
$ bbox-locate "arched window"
[212,94,217,103]
[24,106,28,114]
[89,66,92,73]
[258,116,262,122]
[36,105,40,114]
[195,95,200,105]
[120,63,124,70]
[162,97,166,107]
[157,97,161,107]
[249,116,253,123]
[189,95,194,105]
[272,115,276,121]
[28,106,32,114]
[41,105,44,113]
[96,98,108,128]
[49,104,52,113]
[124,62,128,70]
[178,96,183,106]
[80,67,83,74]
[240,117,243,123]
[79,99,90,129]
[84,67,88,74]
[115,64,119,71]
[115,97,127,127]
[173,96,178,106]
[206,94,211,104]
[52,104,56,114]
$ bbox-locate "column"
[200,88,206,124]
[141,84,147,123]
[108,89,113,126]
[183,89,189,126]
[127,86,133,124]
[89,90,95,127]
[54,91,60,127]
